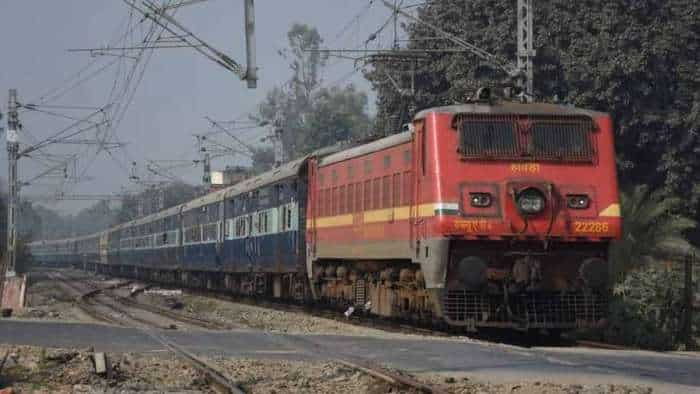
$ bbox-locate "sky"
[0,0,403,214]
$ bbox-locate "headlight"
[516,187,546,215]
[470,192,492,208]
[567,194,590,209]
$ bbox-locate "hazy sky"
[0,1,398,213]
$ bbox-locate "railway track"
[49,269,447,393]
[72,268,618,350]
[48,271,247,394]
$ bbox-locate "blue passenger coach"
[29,156,310,300]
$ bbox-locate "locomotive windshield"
[457,115,595,162]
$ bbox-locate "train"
[29,99,622,333]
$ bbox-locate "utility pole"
[244,0,257,88]
[5,89,21,278]
[271,115,285,168]
[380,0,536,100]
[202,152,211,185]
[683,253,695,350]
[516,0,535,100]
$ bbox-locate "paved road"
[1,319,698,393]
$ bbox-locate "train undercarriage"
[310,239,610,332]
[66,238,609,333]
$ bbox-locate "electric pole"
[683,253,695,350]
[516,0,535,100]
[244,0,258,88]
[5,89,21,278]
[202,152,211,185]
[381,0,536,101]
[272,114,285,168]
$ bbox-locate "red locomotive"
[307,100,621,332]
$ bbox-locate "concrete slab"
[1,275,26,310]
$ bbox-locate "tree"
[257,24,372,159]
[605,264,696,350]
[365,0,700,219]
[115,182,203,223]
[250,146,275,174]
[609,185,696,280]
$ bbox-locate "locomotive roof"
[319,131,413,167]
[414,101,607,120]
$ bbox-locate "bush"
[601,265,698,350]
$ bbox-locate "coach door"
[411,121,426,257]
[216,200,224,265]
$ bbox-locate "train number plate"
[453,219,492,232]
[573,221,609,233]
[510,163,540,174]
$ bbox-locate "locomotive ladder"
[354,278,367,306]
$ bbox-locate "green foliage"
[257,24,371,159]
[115,182,202,223]
[610,185,696,279]
[603,265,698,350]
[366,0,700,218]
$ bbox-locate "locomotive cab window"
[530,117,594,161]
[459,118,518,157]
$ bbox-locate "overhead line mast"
[380,0,536,101]
[119,0,258,88]
[517,0,535,98]
[5,89,21,278]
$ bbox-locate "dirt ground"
[0,345,208,393]
[0,345,655,394]
[135,290,396,337]
[10,273,95,323]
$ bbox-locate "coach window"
[324,189,330,217]
[421,126,427,175]
[403,150,411,165]
[281,206,287,231]
[382,176,391,208]
[347,184,355,213]
[332,187,338,216]
[327,188,332,216]
[356,183,362,212]
[319,189,326,217]
[339,185,346,214]
[402,171,412,205]
[373,178,381,210]
[363,180,372,211]
[364,160,372,175]
[393,173,401,207]
[383,155,391,169]
[276,183,284,202]
[319,174,325,187]
[332,169,338,183]
[347,164,354,179]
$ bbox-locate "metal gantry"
[117,0,258,88]
[379,0,536,101]
[516,0,535,98]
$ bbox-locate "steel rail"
[48,271,247,394]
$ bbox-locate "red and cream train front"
[307,101,621,331]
